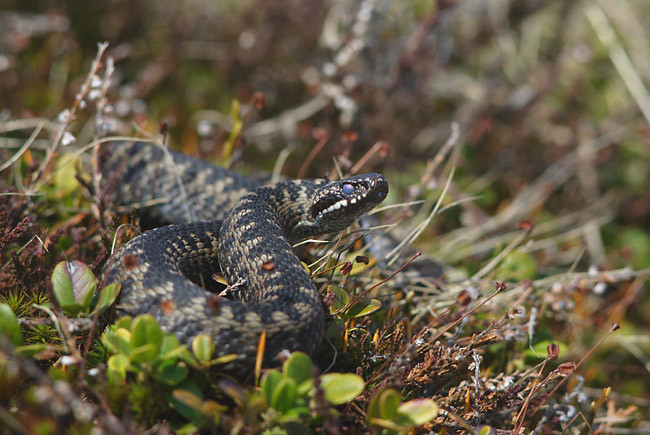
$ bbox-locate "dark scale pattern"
[102,142,388,376]
[102,141,263,223]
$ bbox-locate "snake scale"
[101,142,388,376]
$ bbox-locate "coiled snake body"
[102,142,388,375]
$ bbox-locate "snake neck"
[270,180,330,240]
[217,182,323,305]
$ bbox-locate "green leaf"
[178,348,200,369]
[14,343,50,358]
[395,398,438,426]
[368,388,401,422]
[209,353,238,366]
[477,426,497,435]
[170,382,205,423]
[51,261,97,315]
[379,388,401,420]
[347,254,376,276]
[130,343,159,364]
[319,373,364,405]
[367,417,408,432]
[52,154,81,197]
[107,354,129,381]
[115,316,132,330]
[261,426,289,435]
[325,317,345,341]
[218,378,247,407]
[160,334,191,363]
[328,285,350,314]
[367,391,381,422]
[271,377,298,414]
[94,283,121,314]
[282,401,310,419]
[524,340,567,360]
[130,314,163,360]
[283,352,313,385]
[191,334,214,363]
[51,262,81,315]
[261,370,284,405]
[154,359,188,386]
[0,303,23,345]
[102,327,132,355]
[347,298,381,318]
[160,333,182,356]
[171,387,203,408]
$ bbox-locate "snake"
[101,141,388,376]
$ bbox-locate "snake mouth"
[311,173,389,223]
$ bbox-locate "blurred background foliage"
[1,1,647,233]
[1,0,649,431]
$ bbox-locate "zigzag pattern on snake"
[101,141,388,376]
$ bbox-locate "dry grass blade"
[386,165,457,266]
[0,121,44,172]
[436,126,630,257]
[470,226,532,280]
[30,42,110,187]
[587,2,650,127]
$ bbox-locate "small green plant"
[0,261,121,358]
[0,303,64,359]
[261,351,364,415]
[0,303,24,346]
[189,334,238,367]
[101,314,368,431]
[101,314,223,427]
[51,260,120,317]
[101,314,193,385]
[325,283,382,347]
[367,388,439,434]
[219,351,363,432]
[328,284,381,320]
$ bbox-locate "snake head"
[292,173,388,240]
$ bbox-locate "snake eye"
[342,183,355,195]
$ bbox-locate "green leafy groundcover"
[0,260,439,433]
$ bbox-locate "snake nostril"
[374,178,389,199]
[367,181,388,202]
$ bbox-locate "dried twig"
[31,42,110,187]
